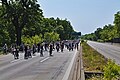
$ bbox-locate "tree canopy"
[81,11,120,42]
[0,0,43,45]
[0,0,77,46]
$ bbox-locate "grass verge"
[82,41,120,80]
[82,41,107,72]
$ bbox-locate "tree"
[104,59,120,80]
[0,24,10,46]
[94,28,102,40]
[0,1,75,46]
[55,25,64,39]
[0,8,11,45]
[41,18,75,40]
[72,31,81,39]
[44,32,59,43]
[56,19,74,40]
[1,0,43,45]
[114,11,120,37]
[22,34,43,46]
[99,24,117,42]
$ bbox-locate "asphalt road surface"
[87,41,120,64]
[0,49,77,80]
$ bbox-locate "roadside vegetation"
[0,52,3,55]
[0,0,81,55]
[82,41,106,72]
[82,41,120,80]
[0,0,81,47]
[81,12,120,43]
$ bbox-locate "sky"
[38,0,120,35]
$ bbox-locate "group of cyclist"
[2,40,80,59]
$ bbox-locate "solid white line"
[40,57,49,63]
[62,49,78,80]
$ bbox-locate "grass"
[87,75,104,80]
[82,41,120,80]
[82,41,107,72]
[0,50,5,55]
[0,52,3,55]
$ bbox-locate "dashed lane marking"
[10,58,23,63]
[40,57,49,63]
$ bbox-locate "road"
[87,41,120,64]
[0,49,77,80]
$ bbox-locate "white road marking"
[10,59,23,63]
[40,57,49,63]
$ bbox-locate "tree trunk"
[12,15,22,46]
[16,27,22,46]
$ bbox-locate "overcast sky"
[38,0,120,35]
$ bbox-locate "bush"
[97,39,104,42]
[82,41,106,72]
[44,32,60,42]
[81,39,84,43]
[104,59,120,80]
[22,34,43,46]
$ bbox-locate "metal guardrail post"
[80,45,85,80]
[72,44,85,80]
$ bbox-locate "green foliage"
[114,12,120,37]
[55,25,64,34]
[81,11,120,42]
[97,39,104,42]
[0,1,75,46]
[81,33,96,41]
[94,28,102,40]
[22,34,43,46]
[22,36,31,45]
[100,24,116,42]
[31,34,43,44]
[81,24,117,42]
[104,59,120,80]
[0,25,10,46]
[81,39,85,43]
[82,42,106,71]
[87,75,104,80]
[44,32,60,43]
[1,0,43,45]
[83,42,120,80]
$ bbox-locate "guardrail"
[80,45,85,80]
[62,44,85,80]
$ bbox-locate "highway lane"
[87,41,120,64]
[0,49,76,80]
